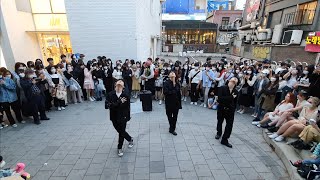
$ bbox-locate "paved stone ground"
[0,100,289,180]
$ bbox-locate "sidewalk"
[0,100,289,180]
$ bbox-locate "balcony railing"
[219,25,237,31]
[283,9,316,27]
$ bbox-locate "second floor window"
[221,17,230,26]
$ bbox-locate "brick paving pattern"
[0,100,289,180]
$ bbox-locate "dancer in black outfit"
[163,71,182,136]
[106,80,133,157]
[215,77,239,148]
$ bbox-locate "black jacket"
[106,91,130,122]
[217,85,238,110]
[163,80,182,110]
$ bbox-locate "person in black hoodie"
[163,71,182,136]
[103,59,114,95]
[92,63,104,101]
[106,80,133,157]
[121,63,133,96]
[215,77,239,148]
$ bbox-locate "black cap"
[262,59,271,64]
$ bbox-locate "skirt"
[132,77,140,91]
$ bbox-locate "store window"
[296,1,317,25]
[221,17,230,26]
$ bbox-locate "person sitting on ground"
[269,97,320,142]
[301,143,320,166]
[252,92,296,128]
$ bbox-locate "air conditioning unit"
[282,30,303,44]
[271,24,283,44]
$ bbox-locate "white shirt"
[112,70,122,80]
[116,92,121,98]
[188,69,202,84]
[287,76,297,88]
[258,79,264,92]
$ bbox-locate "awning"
[26,31,69,35]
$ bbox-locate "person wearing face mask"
[60,55,68,72]
[200,64,216,108]
[47,66,67,110]
[131,64,141,98]
[20,69,49,124]
[121,63,133,97]
[215,77,239,148]
[106,80,133,157]
[103,60,114,95]
[92,63,105,101]
[64,64,82,104]
[140,60,155,95]
[295,66,312,93]
[0,70,24,128]
[188,62,202,105]
[181,63,190,102]
[237,67,257,114]
[27,61,35,71]
[281,67,299,101]
[163,71,182,136]
[154,66,164,105]
[113,64,123,81]
[252,69,270,120]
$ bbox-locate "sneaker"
[200,103,204,107]
[128,139,134,148]
[181,96,185,101]
[239,110,245,114]
[0,126,3,130]
[194,102,198,106]
[269,133,279,139]
[274,135,284,142]
[253,115,257,118]
[184,97,187,101]
[251,114,256,117]
[204,105,207,108]
[89,97,94,102]
[1,123,8,128]
[12,124,18,128]
[61,107,66,110]
[257,124,261,128]
[237,109,242,113]
[118,149,124,157]
[20,121,26,124]
[92,97,96,101]
[159,100,162,105]
[57,107,62,111]
[190,102,194,105]
[252,121,260,125]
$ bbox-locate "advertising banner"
[305,31,320,53]
[207,0,229,12]
[164,0,190,14]
[245,0,260,22]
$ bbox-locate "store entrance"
[37,33,73,65]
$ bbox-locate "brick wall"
[270,46,318,64]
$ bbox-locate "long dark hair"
[86,61,93,71]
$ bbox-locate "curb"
[262,130,304,180]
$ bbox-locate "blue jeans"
[303,158,320,165]
[94,84,102,99]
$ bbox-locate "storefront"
[28,0,73,64]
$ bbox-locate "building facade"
[0,0,162,69]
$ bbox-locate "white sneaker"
[57,107,62,111]
[194,102,198,106]
[92,97,96,101]
[21,121,26,124]
[184,97,187,101]
[0,126,3,130]
[12,124,18,128]
[252,121,260,125]
[204,105,207,108]
[237,110,242,113]
[239,110,245,114]
[268,133,279,139]
[1,123,8,128]
[190,102,194,105]
[128,139,134,148]
[251,114,256,117]
[159,100,162,105]
[257,124,261,128]
[274,135,284,142]
[181,96,185,101]
[118,149,124,157]
[61,107,66,110]
[89,97,94,102]
[200,103,204,107]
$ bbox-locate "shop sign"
[305,31,320,53]
[34,14,69,31]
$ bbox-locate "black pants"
[30,95,47,123]
[112,120,132,149]
[166,108,179,132]
[44,90,52,110]
[53,97,65,107]
[217,106,235,142]
[190,83,200,102]
[1,101,23,125]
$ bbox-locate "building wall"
[0,0,41,70]
[208,10,242,25]
[65,0,137,61]
[136,0,161,61]
[65,0,161,62]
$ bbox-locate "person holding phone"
[106,80,133,157]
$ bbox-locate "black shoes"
[34,121,41,125]
[215,134,221,139]
[221,141,233,148]
[169,131,177,136]
[41,117,50,120]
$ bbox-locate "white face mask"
[51,69,56,74]
[247,71,252,74]
[271,77,276,82]
[303,70,308,75]
[5,75,11,79]
[200,67,205,71]
[67,67,72,72]
[167,67,172,71]
[238,73,243,78]
[235,70,240,73]
[28,75,33,79]
[212,67,217,71]
[104,66,108,70]
[117,66,121,70]
[18,67,24,70]
[19,73,25,78]
[292,70,298,75]
[194,66,199,70]
[218,67,222,70]
[206,67,210,71]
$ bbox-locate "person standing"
[188,62,202,105]
[106,80,133,157]
[215,77,239,148]
[163,71,182,136]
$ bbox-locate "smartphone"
[309,119,316,125]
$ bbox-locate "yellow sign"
[252,46,270,59]
[34,14,69,31]
[306,36,320,45]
